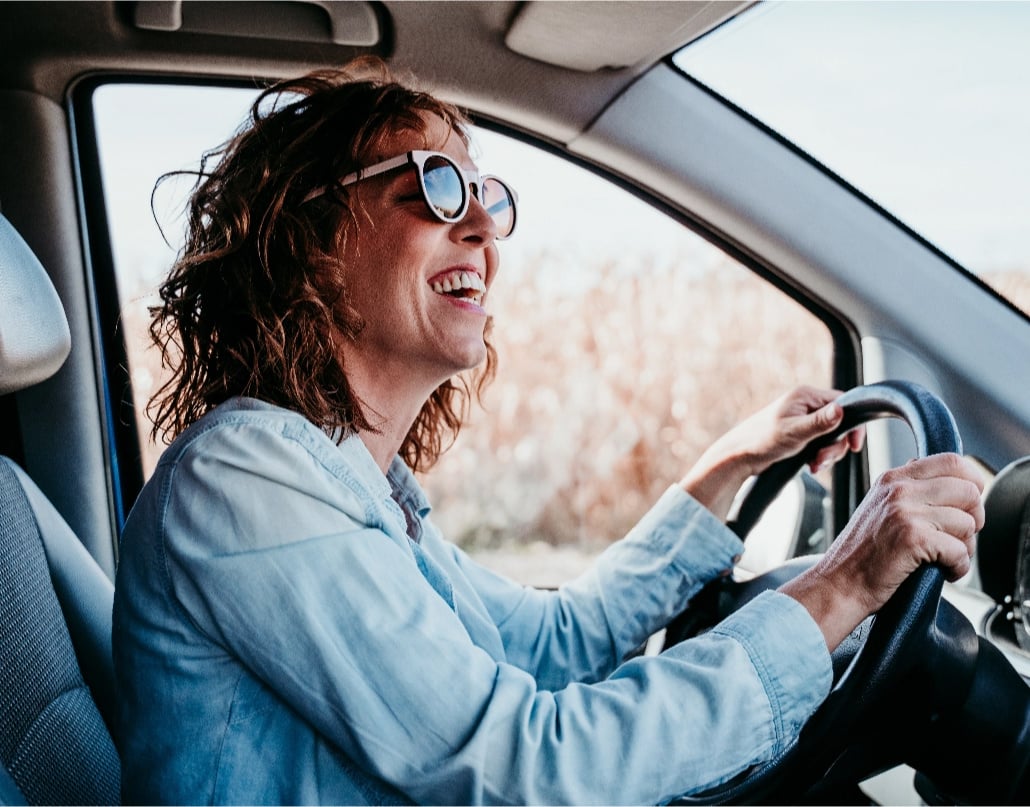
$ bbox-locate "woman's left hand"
[680,386,864,520]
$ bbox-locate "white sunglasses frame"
[302,149,517,240]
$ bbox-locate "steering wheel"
[669,380,963,803]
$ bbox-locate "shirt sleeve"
[162,420,833,805]
[432,485,750,689]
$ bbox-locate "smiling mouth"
[430,270,486,306]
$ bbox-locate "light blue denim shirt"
[113,397,832,805]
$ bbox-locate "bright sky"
[675,0,1030,274]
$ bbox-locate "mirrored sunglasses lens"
[482,178,516,238]
[422,155,465,219]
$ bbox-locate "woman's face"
[337,114,501,393]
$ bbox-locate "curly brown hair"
[147,62,497,472]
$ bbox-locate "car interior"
[0,1,1028,804]
[0,214,119,805]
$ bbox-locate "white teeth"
[430,271,486,297]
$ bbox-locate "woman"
[113,64,984,804]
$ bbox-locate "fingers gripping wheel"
[671,381,962,804]
[727,380,962,537]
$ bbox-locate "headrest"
[0,214,71,395]
[977,455,1030,604]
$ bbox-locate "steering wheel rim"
[671,380,962,804]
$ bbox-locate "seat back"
[0,213,120,804]
[0,459,120,805]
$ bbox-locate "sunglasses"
[304,150,518,240]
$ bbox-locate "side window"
[92,84,837,586]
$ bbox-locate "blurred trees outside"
[420,248,833,570]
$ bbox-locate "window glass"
[675,0,1030,317]
[93,83,834,586]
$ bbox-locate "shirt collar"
[386,455,432,520]
[331,431,431,519]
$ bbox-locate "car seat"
[0,213,120,804]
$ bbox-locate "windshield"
[674,0,1030,317]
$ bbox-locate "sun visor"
[504,0,753,72]
[133,0,380,47]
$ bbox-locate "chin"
[459,351,488,374]
[451,341,489,374]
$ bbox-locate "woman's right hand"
[780,452,985,651]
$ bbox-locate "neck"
[345,357,444,474]
[358,419,415,475]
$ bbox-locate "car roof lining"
[0,1,752,147]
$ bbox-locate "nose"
[450,193,498,246]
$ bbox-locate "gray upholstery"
[0,459,120,805]
[0,212,120,803]
[0,766,27,806]
[5,459,119,733]
[0,215,70,395]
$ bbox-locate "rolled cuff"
[712,589,833,752]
